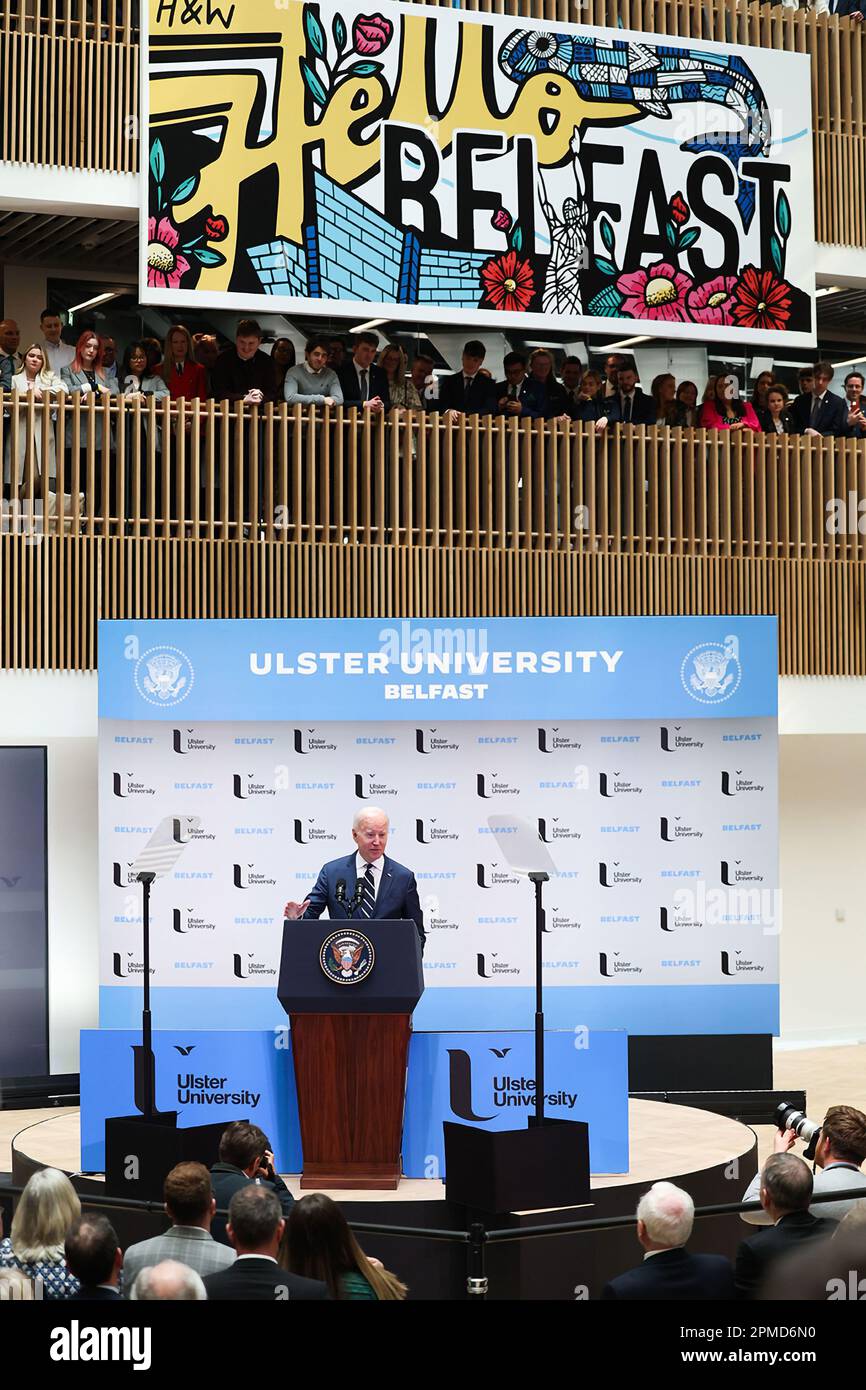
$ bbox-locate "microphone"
[335,879,346,904]
[346,879,364,916]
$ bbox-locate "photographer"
[740,1104,866,1225]
[210,1121,294,1245]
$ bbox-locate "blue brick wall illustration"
[246,169,488,309]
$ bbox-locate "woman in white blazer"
[60,330,118,521]
[7,344,63,491]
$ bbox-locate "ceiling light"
[349,318,389,334]
[594,335,652,351]
[67,290,125,315]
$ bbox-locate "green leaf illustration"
[304,4,326,57]
[769,233,783,276]
[679,228,700,250]
[300,58,329,108]
[171,175,199,206]
[150,139,165,186]
[193,248,227,267]
[510,224,523,253]
[599,216,615,253]
[594,255,618,277]
[777,188,791,240]
[587,285,625,317]
[346,61,383,77]
[664,222,677,247]
[333,13,346,51]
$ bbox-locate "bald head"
[352,806,389,862]
[0,320,20,355]
[131,1259,206,1300]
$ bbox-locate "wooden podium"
[278,919,424,1190]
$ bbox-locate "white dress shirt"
[41,340,75,373]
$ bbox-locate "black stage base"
[629,1034,773,1091]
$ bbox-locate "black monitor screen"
[0,747,48,1080]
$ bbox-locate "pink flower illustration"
[146,216,190,290]
[616,261,693,323]
[687,275,737,326]
[492,207,512,233]
[353,13,393,55]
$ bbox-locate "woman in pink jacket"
[698,374,761,431]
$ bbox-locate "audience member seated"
[0,1168,81,1299]
[791,361,848,437]
[651,372,686,426]
[123,1161,236,1293]
[527,348,571,420]
[698,374,761,431]
[130,1260,207,1301]
[608,363,656,426]
[210,1120,294,1244]
[269,338,296,397]
[763,384,797,434]
[211,319,278,406]
[495,351,543,420]
[601,1181,734,1300]
[559,355,584,410]
[571,369,610,433]
[160,324,208,403]
[750,370,775,429]
[65,1214,123,1300]
[843,370,866,438]
[735,1153,835,1299]
[285,1192,407,1300]
[378,344,420,409]
[602,352,625,398]
[676,380,699,427]
[39,309,75,375]
[432,339,498,418]
[337,331,390,413]
[204,1187,328,1301]
[741,1104,866,1224]
[284,336,343,406]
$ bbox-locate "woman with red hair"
[60,331,118,520]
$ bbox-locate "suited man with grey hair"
[283,805,424,950]
[602,1181,734,1300]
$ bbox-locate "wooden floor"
[2,1043,862,1202]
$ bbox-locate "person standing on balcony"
[337,332,391,414]
[159,325,207,404]
[8,344,63,494]
[60,331,119,523]
[211,320,278,406]
[843,371,866,438]
[698,374,761,431]
[791,361,848,437]
[762,385,797,435]
[39,311,75,375]
[0,319,23,389]
[495,351,543,420]
[270,338,296,398]
[101,337,120,388]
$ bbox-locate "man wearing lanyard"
[739,1104,866,1224]
[282,807,425,951]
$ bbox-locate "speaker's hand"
[283,900,310,920]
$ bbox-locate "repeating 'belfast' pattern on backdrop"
[143,0,814,343]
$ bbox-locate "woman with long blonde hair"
[378,343,420,409]
[284,1193,408,1300]
[7,343,63,491]
[0,1168,81,1299]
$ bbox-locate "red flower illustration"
[731,265,793,332]
[146,215,190,290]
[205,214,228,242]
[616,261,693,323]
[669,193,689,226]
[353,13,393,55]
[687,274,737,326]
[480,250,535,313]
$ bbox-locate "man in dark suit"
[843,370,866,438]
[204,1187,328,1301]
[283,805,425,950]
[431,339,498,418]
[735,1153,835,1299]
[210,1121,294,1245]
[607,365,656,425]
[337,331,391,413]
[65,1214,123,1301]
[495,351,543,420]
[790,361,848,437]
[602,1181,734,1300]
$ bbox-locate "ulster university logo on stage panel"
[320,931,376,985]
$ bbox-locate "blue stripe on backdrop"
[99,983,779,1035]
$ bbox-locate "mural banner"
[143,1,814,344]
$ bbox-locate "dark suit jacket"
[434,371,498,416]
[790,389,848,437]
[68,1285,123,1301]
[602,1248,735,1300]
[494,377,544,420]
[337,361,391,412]
[210,1163,294,1245]
[762,410,798,435]
[210,349,278,404]
[302,852,424,950]
[735,1211,835,1299]
[203,1256,328,1301]
[608,389,656,426]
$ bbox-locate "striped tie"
[358,864,376,919]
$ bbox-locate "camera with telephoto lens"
[775,1102,822,1161]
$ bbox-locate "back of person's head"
[218,1120,269,1170]
[164,1162,213,1225]
[285,1192,407,1299]
[131,1260,207,1300]
[0,1268,35,1300]
[835,1199,866,1238]
[762,1152,813,1213]
[11,1168,81,1264]
[637,1181,694,1248]
[822,1105,866,1165]
[64,1213,119,1286]
[227,1184,281,1253]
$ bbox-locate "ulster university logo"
[320,931,375,985]
[681,635,741,705]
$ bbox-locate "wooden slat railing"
[2,392,866,559]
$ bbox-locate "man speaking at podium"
[283,807,425,951]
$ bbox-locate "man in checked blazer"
[122,1161,236,1295]
[283,806,425,951]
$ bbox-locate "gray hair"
[131,1260,207,1301]
[761,1153,813,1213]
[637,1182,694,1247]
[352,806,389,831]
